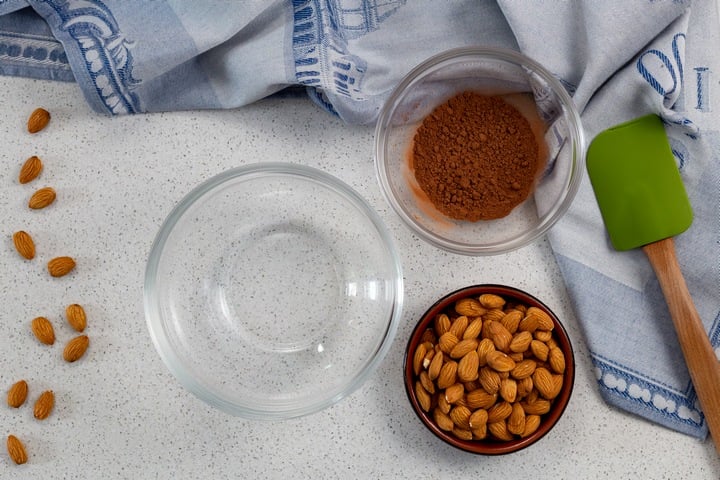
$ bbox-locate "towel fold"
[2,0,718,438]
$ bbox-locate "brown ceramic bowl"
[404,284,574,454]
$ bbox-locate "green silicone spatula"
[587,114,720,452]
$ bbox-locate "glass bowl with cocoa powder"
[375,47,586,255]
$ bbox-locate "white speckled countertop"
[1,75,719,479]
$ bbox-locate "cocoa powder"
[412,91,541,221]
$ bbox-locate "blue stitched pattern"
[43,0,141,114]
[291,0,405,106]
[0,31,69,69]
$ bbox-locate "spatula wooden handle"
[643,237,720,453]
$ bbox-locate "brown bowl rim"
[403,284,575,455]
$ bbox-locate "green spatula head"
[586,114,693,251]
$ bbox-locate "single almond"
[27,107,51,133]
[511,359,537,380]
[448,315,468,339]
[449,404,472,430]
[444,383,465,404]
[478,293,506,309]
[465,389,497,410]
[437,393,451,414]
[499,309,523,334]
[33,390,54,420]
[533,367,557,399]
[507,402,527,436]
[457,350,479,382]
[28,186,56,209]
[509,330,533,353]
[487,421,513,441]
[7,380,29,408]
[548,346,566,374]
[521,399,551,415]
[434,313,451,336]
[477,366,501,395]
[521,414,542,437]
[31,316,55,345]
[19,155,43,184]
[6,435,28,465]
[476,337,496,367]
[449,338,478,359]
[433,408,455,431]
[468,408,489,429]
[418,371,435,395]
[48,256,76,277]
[65,303,87,332]
[530,339,549,361]
[526,306,554,331]
[487,401,513,424]
[454,298,486,317]
[63,335,89,362]
[462,318,483,340]
[499,378,518,403]
[485,350,516,372]
[412,342,427,376]
[487,321,513,352]
[427,347,444,381]
[436,361,458,390]
[517,376,534,398]
[415,380,431,412]
[12,231,35,260]
[452,427,473,441]
[437,331,459,354]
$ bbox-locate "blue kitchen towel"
[1,1,719,439]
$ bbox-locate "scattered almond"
[63,335,89,362]
[7,380,29,408]
[31,316,55,345]
[33,390,55,420]
[27,107,51,133]
[12,230,35,260]
[19,155,43,183]
[65,303,87,332]
[6,435,28,465]
[28,186,56,209]
[47,256,76,277]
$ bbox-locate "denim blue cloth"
[1,0,718,438]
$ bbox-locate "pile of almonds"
[5,108,90,466]
[411,292,567,442]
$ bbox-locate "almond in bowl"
[404,284,574,455]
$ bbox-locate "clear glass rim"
[144,162,404,419]
[374,46,587,255]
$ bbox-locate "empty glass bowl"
[375,47,586,255]
[145,163,403,419]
